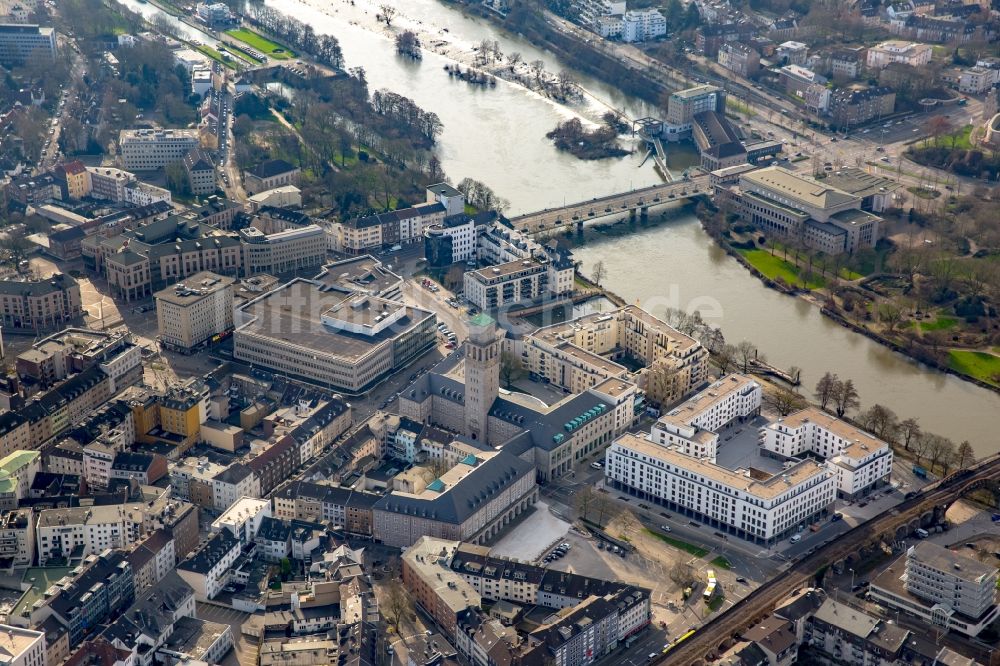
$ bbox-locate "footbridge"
[662,453,1000,665]
[508,174,710,235]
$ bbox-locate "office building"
[776,40,809,65]
[239,224,326,276]
[760,407,893,498]
[0,24,54,64]
[607,431,835,544]
[423,212,496,268]
[372,449,537,548]
[666,85,726,126]
[0,274,83,332]
[866,40,933,69]
[870,542,1000,637]
[726,166,882,254]
[523,305,709,401]
[234,272,436,394]
[692,111,747,171]
[154,272,235,353]
[118,129,201,170]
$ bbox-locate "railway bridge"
[663,454,1000,665]
[507,175,711,235]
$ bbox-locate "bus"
[703,569,717,601]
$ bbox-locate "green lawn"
[738,249,826,290]
[226,28,294,58]
[220,43,263,64]
[920,316,959,332]
[948,350,1000,385]
[710,556,732,570]
[644,529,709,557]
[195,45,237,69]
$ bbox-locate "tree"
[955,440,977,469]
[644,360,681,407]
[445,265,465,290]
[765,385,805,417]
[858,404,898,442]
[591,260,607,286]
[378,4,398,26]
[383,579,412,632]
[924,115,953,147]
[500,349,525,389]
[394,30,420,58]
[529,59,545,85]
[924,434,955,473]
[575,485,597,520]
[831,378,860,417]
[715,344,737,375]
[878,302,903,333]
[669,560,696,588]
[507,51,523,71]
[735,340,758,373]
[592,493,611,526]
[164,161,191,197]
[617,510,638,541]
[898,418,921,452]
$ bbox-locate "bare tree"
[500,349,525,389]
[735,340,757,373]
[383,579,412,632]
[831,378,860,418]
[765,385,805,417]
[911,432,931,464]
[814,372,839,411]
[714,344,737,375]
[575,485,597,520]
[593,494,611,526]
[669,560,697,588]
[924,434,955,474]
[529,59,545,85]
[898,418,921,452]
[858,404,899,442]
[378,4,398,26]
[955,440,977,469]
[507,51,523,71]
[878,302,903,333]
[618,510,638,541]
[591,260,607,286]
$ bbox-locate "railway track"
[663,454,1000,665]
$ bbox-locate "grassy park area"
[226,28,294,59]
[948,350,1000,386]
[738,248,826,290]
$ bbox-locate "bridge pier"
[575,220,584,234]
[629,208,637,221]
[640,206,649,221]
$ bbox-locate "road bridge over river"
[508,175,711,235]
[663,454,1000,665]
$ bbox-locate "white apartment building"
[82,442,116,490]
[123,181,172,206]
[240,224,326,276]
[606,431,835,544]
[211,496,271,545]
[87,167,135,202]
[760,407,893,498]
[576,0,626,28]
[0,509,34,568]
[871,542,1000,637]
[622,9,666,43]
[36,504,146,564]
[212,463,261,513]
[650,374,762,459]
[0,626,45,666]
[154,272,235,353]
[866,40,932,69]
[119,129,201,170]
[463,255,575,311]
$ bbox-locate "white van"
[789,534,802,544]
[915,528,929,539]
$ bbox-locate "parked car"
[660,524,671,532]
[790,534,802,543]
[590,461,603,469]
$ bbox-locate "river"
[122,0,1000,453]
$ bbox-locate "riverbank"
[694,206,1000,395]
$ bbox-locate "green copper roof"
[0,450,38,473]
[469,313,494,327]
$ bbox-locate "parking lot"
[196,602,255,666]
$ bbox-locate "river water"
[122,0,1000,453]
